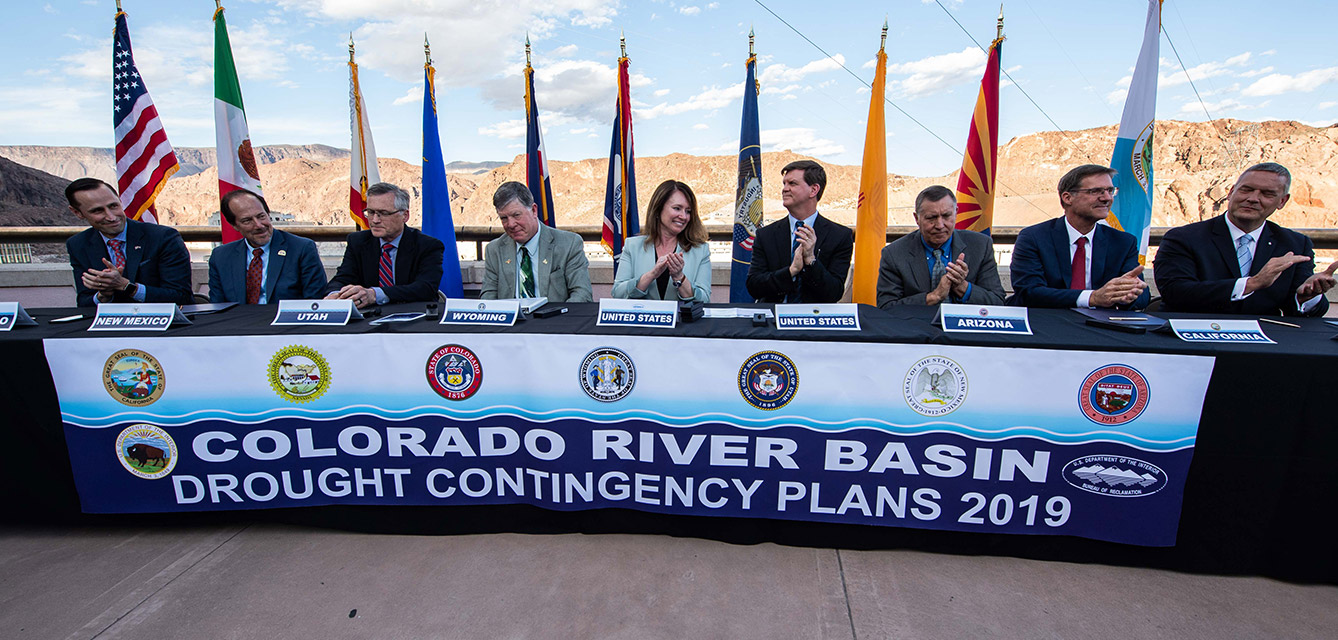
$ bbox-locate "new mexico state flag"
[213,4,262,243]
[851,42,888,305]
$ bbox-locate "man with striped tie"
[65,177,193,307]
[326,182,444,308]
[1155,162,1335,316]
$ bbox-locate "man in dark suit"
[1155,162,1335,316]
[877,185,1004,308]
[207,189,327,303]
[325,182,445,308]
[1009,164,1149,309]
[746,160,853,303]
[65,177,193,307]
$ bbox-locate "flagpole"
[998,4,1004,40]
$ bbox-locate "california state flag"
[213,4,262,243]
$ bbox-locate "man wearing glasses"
[1009,164,1149,309]
[207,189,327,303]
[326,182,445,308]
[1155,162,1334,316]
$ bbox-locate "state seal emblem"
[1079,364,1149,425]
[103,349,165,407]
[268,345,331,403]
[904,356,967,417]
[738,351,798,410]
[580,347,636,402]
[116,424,177,479]
[426,344,483,401]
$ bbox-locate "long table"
[3,303,1335,583]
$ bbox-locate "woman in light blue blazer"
[612,180,711,302]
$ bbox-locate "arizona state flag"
[954,35,1002,234]
[1108,0,1161,263]
[525,38,557,227]
[213,2,260,243]
[850,28,888,306]
[601,47,638,266]
[348,38,379,230]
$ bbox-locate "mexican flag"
[213,5,262,243]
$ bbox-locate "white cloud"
[479,119,527,139]
[479,58,652,124]
[762,83,801,96]
[1178,98,1253,115]
[637,84,741,120]
[887,47,985,97]
[1318,101,1338,110]
[761,127,843,157]
[693,123,709,130]
[393,86,423,106]
[550,44,579,58]
[568,127,592,134]
[1238,66,1275,78]
[679,6,701,16]
[1242,66,1338,97]
[707,2,719,8]
[653,88,671,97]
[1159,52,1252,88]
[43,4,56,14]
[760,54,845,84]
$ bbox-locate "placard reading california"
[45,334,1212,546]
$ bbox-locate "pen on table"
[1105,316,1146,322]
[1259,317,1300,328]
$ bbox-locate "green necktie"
[519,247,536,297]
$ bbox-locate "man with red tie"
[65,177,193,307]
[325,182,444,308]
[207,189,327,304]
[1008,164,1149,309]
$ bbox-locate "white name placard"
[940,304,1032,335]
[774,303,860,330]
[89,303,189,332]
[1170,319,1274,344]
[272,299,362,326]
[0,302,37,331]
[597,298,678,329]
[441,299,520,326]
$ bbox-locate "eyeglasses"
[1068,187,1118,197]
[363,209,406,219]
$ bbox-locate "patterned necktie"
[378,243,394,288]
[1236,234,1254,277]
[107,239,125,271]
[1071,236,1088,290]
[930,248,946,288]
[788,220,805,303]
[519,247,536,297]
[245,247,263,304]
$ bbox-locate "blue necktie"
[1236,234,1254,277]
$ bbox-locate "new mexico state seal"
[103,349,165,407]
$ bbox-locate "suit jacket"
[876,229,1005,308]
[610,235,711,302]
[481,226,593,303]
[207,229,327,304]
[326,227,444,304]
[745,214,853,303]
[66,219,193,307]
[1155,215,1328,317]
[1008,217,1150,309]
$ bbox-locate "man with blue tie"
[207,189,327,304]
[877,185,1005,307]
[746,160,853,303]
[1009,164,1149,309]
[1155,162,1335,316]
[64,177,193,307]
[325,182,444,308]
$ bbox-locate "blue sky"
[4,0,1336,177]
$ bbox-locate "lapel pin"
[278,250,287,256]
[505,259,512,265]
[134,246,142,250]
[542,259,549,265]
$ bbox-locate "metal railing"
[0,243,33,264]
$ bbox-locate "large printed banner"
[45,334,1213,546]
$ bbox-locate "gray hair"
[493,181,535,210]
[914,185,956,215]
[1240,162,1292,195]
[366,182,410,212]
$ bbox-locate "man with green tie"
[482,181,592,302]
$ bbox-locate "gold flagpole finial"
[348,33,355,64]
[424,34,432,66]
[620,31,626,58]
[525,33,532,67]
[216,0,222,10]
[880,17,888,50]
[116,0,123,12]
[748,26,755,56]
[997,4,1005,40]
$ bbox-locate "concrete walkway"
[2,523,1334,639]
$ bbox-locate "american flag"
[113,11,179,223]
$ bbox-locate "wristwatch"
[123,281,136,294]
[672,277,684,289]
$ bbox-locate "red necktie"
[378,244,394,288]
[245,247,263,304]
[1071,236,1088,290]
[108,239,126,271]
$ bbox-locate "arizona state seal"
[103,349,165,407]
[1079,364,1149,425]
[426,344,483,401]
[116,424,177,479]
[268,345,331,403]
[738,351,798,410]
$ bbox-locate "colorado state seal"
[116,424,177,479]
[103,349,165,407]
[738,351,798,410]
[426,344,483,401]
[268,345,331,403]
